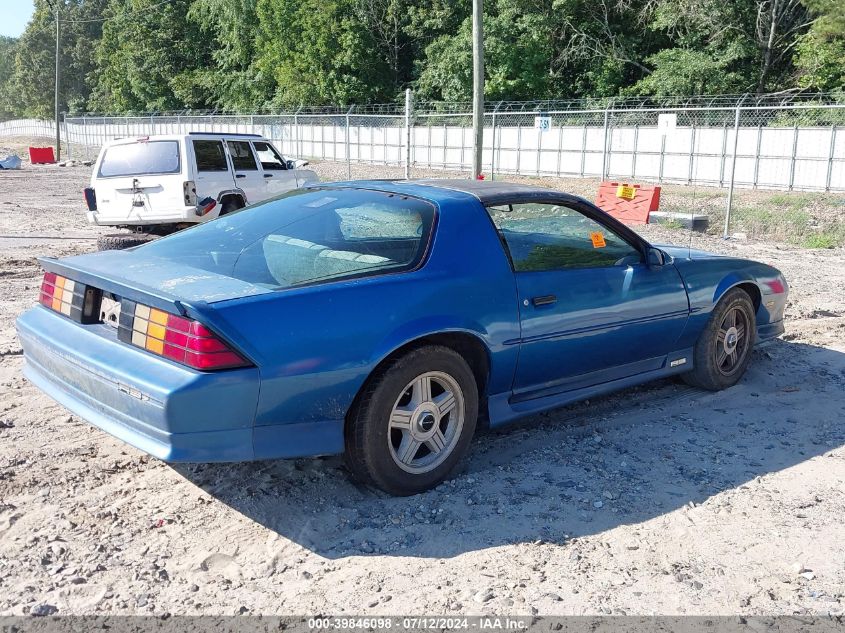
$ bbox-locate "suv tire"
[97,233,159,251]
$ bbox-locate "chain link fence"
[2,93,844,239]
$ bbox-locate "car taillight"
[39,272,99,322]
[196,196,217,216]
[764,278,786,294]
[118,302,248,371]
[83,187,97,211]
[183,181,197,206]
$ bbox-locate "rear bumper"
[757,318,785,342]
[87,205,200,227]
[17,306,259,462]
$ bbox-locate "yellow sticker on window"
[590,232,607,248]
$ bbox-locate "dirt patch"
[0,137,843,617]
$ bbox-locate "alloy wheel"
[387,371,465,474]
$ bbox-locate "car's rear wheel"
[345,346,478,496]
[682,288,756,391]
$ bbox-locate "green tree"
[416,0,557,102]
[7,0,108,118]
[254,0,392,106]
[89,0,214,112]
[0,36,18,119]
[794,0,845,92]
[188,0,274,111]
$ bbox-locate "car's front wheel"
[345,346,478,496]
[683,287,756,391]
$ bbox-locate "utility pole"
[471,0,484,179]
[53,0,61,161]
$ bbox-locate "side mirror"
[647,247,665,268]
[286,160,295,170]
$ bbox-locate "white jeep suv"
[85,133,319,249]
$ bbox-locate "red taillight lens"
[118,304,248,371]
[40,272,58,308]
[39,272,75,316]
[39,272,100,322]
[764,278,786,294]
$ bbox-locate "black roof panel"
[410,178,578,205]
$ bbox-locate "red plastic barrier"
[594,181,661,225]
[28,147,56,164]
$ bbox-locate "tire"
[682,288,756,391]
[96,233,158,251]
[345,346,479,496]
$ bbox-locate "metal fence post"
[632,123,639,178]
[294,107,301,158]
[346,105,354,179]
[687,123,697,184]
[404,88,412,179]
[788,124,799,191]
[718,121,728,186]
[601,103,611,180]
[82,114,87,160]
[724,96,746,238]
[752,123,763,189]
[826,126,837,192]
[536,111,542,176]
[63,112,71,160]
[490,104,500,179]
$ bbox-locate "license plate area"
[99,294,121,328]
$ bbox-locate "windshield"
[98,140,181,178]
[139,188,436,289]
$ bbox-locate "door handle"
[263,173,273,178]
[531,295,557,307]
[235,174,246,179]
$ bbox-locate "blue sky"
[1,0,35,38]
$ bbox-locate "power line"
[55,0,176,24]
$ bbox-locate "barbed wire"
[60,91,845,119]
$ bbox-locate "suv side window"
[486,202,642,272]
[192,140,228,172]
[227,141,258,171]
[252,141,287,170]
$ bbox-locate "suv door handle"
[263,173,273,178]
[531,295,557,306]
[235,174,246,179]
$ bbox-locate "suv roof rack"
[187,132,262,138]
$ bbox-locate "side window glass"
[192,140,228,172]
[486,202,642,271]
[252,141,287,170]
[227,140,258,171]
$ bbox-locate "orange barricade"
[29,147,56,164]
[594,181,661,225]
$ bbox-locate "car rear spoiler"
[39,256,189,315]
[37,255,263,366]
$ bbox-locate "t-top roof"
[410,178,573,204]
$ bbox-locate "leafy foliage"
[1,0,844,117]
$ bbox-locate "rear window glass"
[193,140,228,172]
[98,141,180,178]
[139,189,436,289]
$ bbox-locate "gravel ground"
[0,139,844,617]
